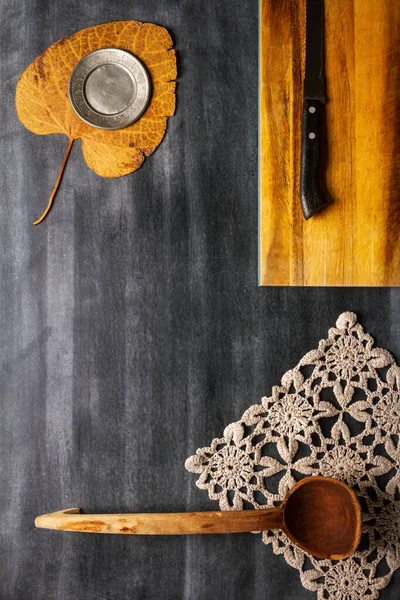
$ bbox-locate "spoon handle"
[35,507,284,534]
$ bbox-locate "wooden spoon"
[35,476,362,559]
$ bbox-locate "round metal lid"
[68,48,151,130]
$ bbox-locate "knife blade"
[300,0,330,220]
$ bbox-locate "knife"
[300,0,330,220]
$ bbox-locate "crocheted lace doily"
[185,312,400,600]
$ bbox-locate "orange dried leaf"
[15,20,177,224]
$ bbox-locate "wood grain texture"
[282,476,361,560]
[35,507,284,534]
[260,0,400,286]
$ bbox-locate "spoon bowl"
[282,476,362,559]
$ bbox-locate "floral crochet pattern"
[185,312,400,600]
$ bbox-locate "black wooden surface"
[1,0,400,598]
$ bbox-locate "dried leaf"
[15,20,177,224]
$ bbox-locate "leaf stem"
[33,138,74,226]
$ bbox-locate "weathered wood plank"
[260,0,400,286]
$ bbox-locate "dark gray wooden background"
[1,0,400,598]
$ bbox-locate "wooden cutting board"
[259,0,400,286]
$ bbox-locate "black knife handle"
[300,99,329,220]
